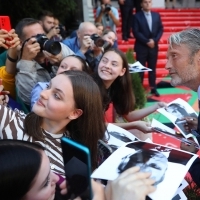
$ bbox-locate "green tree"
[126,49,146,109]
[0,0,77,29]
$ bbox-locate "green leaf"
[126,49,146,109]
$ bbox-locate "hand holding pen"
[180,142,199,154]
[175,117,198,133]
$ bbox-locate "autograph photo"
[129,61,152,73]
[157,98,198,138]
[92,141,197,200]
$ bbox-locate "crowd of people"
[0,0,200,199]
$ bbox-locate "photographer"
[38,10,61,41]
[62,22,105,71]
[53,17,67,41]
[15,18,74,106]
[95,0,120,33]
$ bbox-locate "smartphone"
[61,137,93,200]
[0,16,11,31]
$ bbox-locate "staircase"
[116,8,200,87]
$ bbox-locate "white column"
[152,0,165,8]
[82,0,94,22]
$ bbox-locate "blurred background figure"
[95,22,104,36]
[118,0,134,41]
[102,29,117,48]
[132,0,163,97]
[95,0,120,33]
[165,0,176,9]
[54,17,60,27]
[38,10,61,41]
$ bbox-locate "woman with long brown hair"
[94,48,165,138]
[0,70,106,179]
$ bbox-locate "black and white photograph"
[151,119,199,148]
[172,190,187,200]
[151,118,176,135]
[91,141,197,200]
[157,98,198,138]
[118,148,168,186]
[172,179,188,200]
[105,123,139,150]
[128,61,152,73]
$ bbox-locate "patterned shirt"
[0,105,65,177]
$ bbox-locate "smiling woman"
[30,55,90,109]
[0,71,106,181]
[93,48,166,138]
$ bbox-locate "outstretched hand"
[134,120,153,133]
[106,166,156,200]
[43,50,63,66]
[180,142,198,154]
[182,117,198,133]
[156,101,167,109]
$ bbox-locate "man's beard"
[171,62,198,89]
[44,26,51,35]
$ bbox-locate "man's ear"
[68,109,83,120]
[77,30,80,39]
[119,67,126,77]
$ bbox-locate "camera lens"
[102,41,111,51]
[43,40,61,55]
[105,4,111,12]
[90,34,105,47]
[105,7,111,12]
[95,38,105,47]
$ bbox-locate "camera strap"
[41,60,54,76]
[19,38,30,60]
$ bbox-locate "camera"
[90,34,112,51]
[34,34,61,55]
[102,41,112,51]
[90,34,105,47]
[104,4,111,12]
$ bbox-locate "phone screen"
[61,137,92,200]
[0,16,11,31]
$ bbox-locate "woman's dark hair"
[94,48,135,115]
[0,140,44,200]
[24,71,106,169]
[95,22,103,28]
[68,55,91,74]
[102,28,116,36]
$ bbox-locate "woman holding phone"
[1,140,156,200]
[0,140,59,200]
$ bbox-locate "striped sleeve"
[0,105,27,140]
